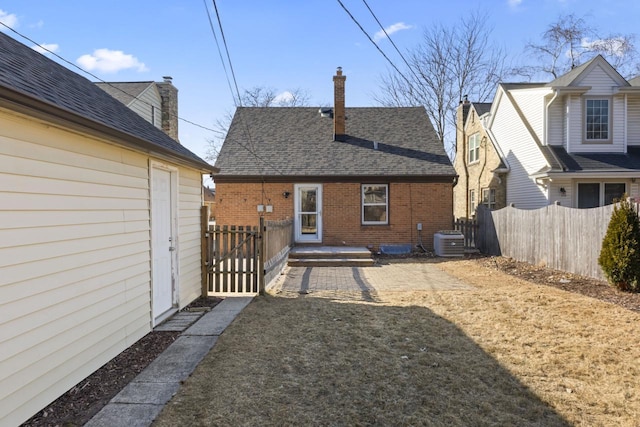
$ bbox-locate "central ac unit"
[433,230,465,257]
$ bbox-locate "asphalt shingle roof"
[214,106,455,178]
[0,32,212,171]
[549,146,640,172]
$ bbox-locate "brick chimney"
[333,67,346,141]
[156,76,179,142]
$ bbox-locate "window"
[577,182,625,208]
[481,188,496,210]
[469,190,476,215]
[468,133,480,163]
[362,184,388,225]
[585,99,609,141]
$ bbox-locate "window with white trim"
[362,184,388,224]
[585,99,609,141]
[481,188,496,210]
[468,133,480,163]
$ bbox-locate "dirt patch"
[477,256,640,312]
[21,296,222,427]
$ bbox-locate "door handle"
[169,246,176,252]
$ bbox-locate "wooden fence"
[476,203,620,280]
[263,219,294,287]
[453,218,478,249]
[201,207,293,296]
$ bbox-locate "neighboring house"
[453,98,507,219]
[0,33,215,426]
[203,185,216,220]
[214,67,456,251]
[455,55,640,214]
[96,77,179,141]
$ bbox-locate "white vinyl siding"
[548,179,573,207]
[127,84,162,129]
[628,97,640,145]
[567,64,625,153]
[547,99,564,146]
[510,88,549,143]
[490,90,549,209]
[178,168,204,307]
[0,109,202,426]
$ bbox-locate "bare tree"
[375,12,508,158]
[206,86,311,161]
[523,13,638,79]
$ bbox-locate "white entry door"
[295,184,322,243]
[151,167,176,322]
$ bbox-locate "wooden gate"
[453,218,479,250]
[204,224,262,296]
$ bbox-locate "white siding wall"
[548,179,574,207]
[491,91,550,209]
[177,168,204,307]
[128,85,162,129]
[0,109,202,426]
[510,88,549,143]
[575,64,618,95]
[569,64,625,153]
[547,98,564,146]
[628,97,640,145]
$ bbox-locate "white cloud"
[507,0,523,8]
[31,43,59,55]
[0,9,18,29]
[76,48,148,73]
[373,22,413,42]
[273,91,294,105]
[582,37,628,57]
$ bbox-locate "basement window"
[362,184,388,225]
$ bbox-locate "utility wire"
[206,0,286,198]
[211,0,242,107]
[203,0,236,108]
[361,0,422,83]
[0,20,224,136]
[336,0,411,86]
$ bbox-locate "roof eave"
[213,174,457,184]
[0,85,217,173]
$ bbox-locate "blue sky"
[1,0,639,164]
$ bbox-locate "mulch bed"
[476,256,640,312]
[21,296,222,427]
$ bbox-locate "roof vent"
[163,76,173,84]
[319,107,332,118]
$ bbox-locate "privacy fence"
[201,207,293,296]
[475,203,625,281]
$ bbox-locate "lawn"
[154,259,640,426]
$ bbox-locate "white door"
[151,167,175,320]
[295,184,322,243]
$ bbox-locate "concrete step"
[288,258,375,267]
[289,246,372,259]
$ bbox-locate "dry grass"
[154,260,640,426]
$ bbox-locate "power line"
[335,0,411,85]
[0,21,224,136]
[360,0,421,83]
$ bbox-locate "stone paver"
[85,297,253,427]
[279,261,472,300]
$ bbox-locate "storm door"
[294,184,322,243]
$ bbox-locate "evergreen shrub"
[598,195,640,292]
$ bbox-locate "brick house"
[213,68,456,251]
[453,98,507,219]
